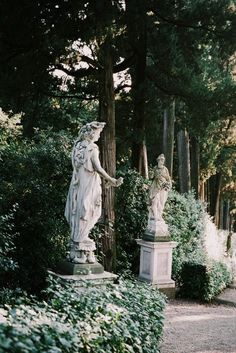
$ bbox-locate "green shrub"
[164,190,206,283]
[115,176,207,282]
[179,260,233,302]
[115,169,148,274]
[0,205,18,288]
[0,276,166,353]
[0,130,72,292]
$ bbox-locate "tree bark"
[199,181,205,202]
[177,129,191,193]
[98,37,116,272]
[209,173,222,227]
[223,200,230,230]
[219,199,224,229]
[163,98,175,177]
[190,136,200,198]
[126,0,147,176]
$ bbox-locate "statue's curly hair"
[77,121,106,141]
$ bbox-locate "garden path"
[160,298,236,353]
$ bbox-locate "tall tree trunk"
[199,181,205,202]
[127,0,147,176]
[219,199,224,229]
[163,98,175,177]
[177,129,191,193]
[98,37,116,272]
[209,173,222,227]
[138,140,149,179]
[223,200,230,230]
[190,136,200,198]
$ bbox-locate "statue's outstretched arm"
[91,148,120,187]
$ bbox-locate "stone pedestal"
[57,260,104,276]
[136,239,177,298]
[52,259,117,289]
[49,270,117,289]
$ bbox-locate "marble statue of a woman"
[65,121,123,264]
[146,154,172,239]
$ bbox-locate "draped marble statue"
[146,154,172,238]
[65,121,123,264]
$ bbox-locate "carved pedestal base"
[57,260,104,276]
[144,218,171,242]
[52,260,117,289]
[143,230,171,242]
[136,239,177,298]
[49,269,118,289]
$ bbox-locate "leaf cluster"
[164,190,207,283]
[0,128,73,292]
[0,276,166,353]
[115,169,149,274]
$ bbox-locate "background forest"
[0,0,236,294]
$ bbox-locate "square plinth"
[56,260,104,276]
[136,239,177,287]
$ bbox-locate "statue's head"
[157,154,165,166]
[78,121,106,142]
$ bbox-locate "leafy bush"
[115,176,207,282]
[115,169,148,274]
[0,205,18,287]
[179,260,233,302]
[164,190,206,283]
[0,276,166,353]
[0,130,72,292]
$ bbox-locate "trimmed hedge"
[164,190,206,283]
[0,276,166,353]
[179,260,233,302]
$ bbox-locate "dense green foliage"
[115,169,148,274]
[0,276,166,353]
[0,3,235,336]
[0,206,18,287]
[0,129,72,292]
[115,174,211,289]
[164,190,206,283]
[179,260,233,302]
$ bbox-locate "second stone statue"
[145,153,172,241]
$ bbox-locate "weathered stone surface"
[143,230,171,242]
[146,154,172,240]
[56,260,104,275]
[64,121,123,264]
[48,270,118,289]
[136,239,177,298]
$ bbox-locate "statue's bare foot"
[73,252,87,264]
[73,257,87,264]
[87,251,96,263]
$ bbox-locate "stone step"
[48,270,118,290]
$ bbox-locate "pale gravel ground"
[160,299,236,353]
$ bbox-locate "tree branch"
[80,54,100,68]
[114,84,132,93]
[53,63,97,78]
[113,54,135,73]
[42,91,98,100]
[150,9,224,35]
[146,71,193,99]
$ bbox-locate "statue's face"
[92,128,102,142]
[157,157,165,167]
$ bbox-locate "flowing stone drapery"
[146,154,172,240]
[65,122,123,264]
